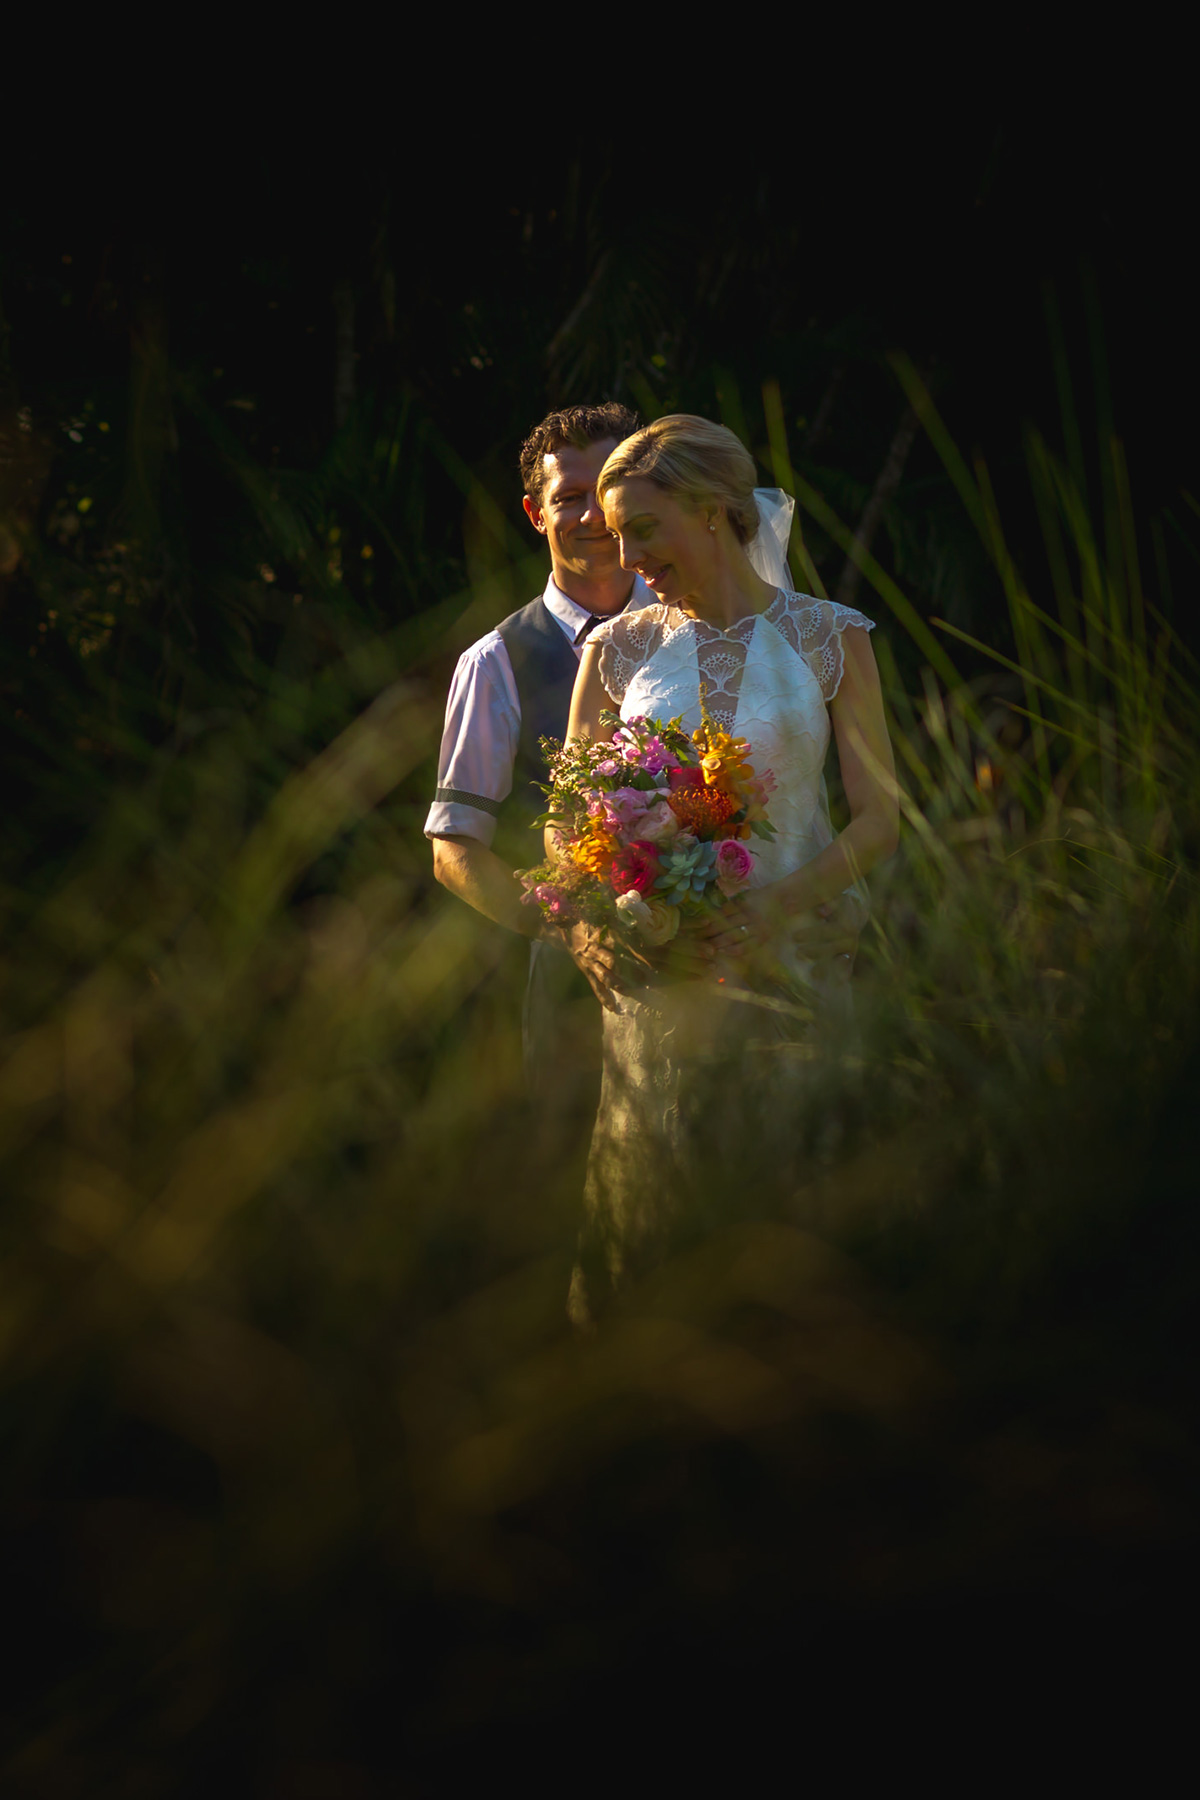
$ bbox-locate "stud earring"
[708,522,716,532]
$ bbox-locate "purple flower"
[639,736,676,775]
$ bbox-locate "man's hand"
[551,918,651,1014]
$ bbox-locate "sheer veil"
[745,486,870,925]
[745,487,795,589]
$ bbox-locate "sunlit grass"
[1,378,1196,1771]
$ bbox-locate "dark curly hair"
[519,402,640,503]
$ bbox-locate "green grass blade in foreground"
[788,468,961,688]
[761,378,828,599]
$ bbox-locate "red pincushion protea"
[608,840,661,894]
[667,783,739,838]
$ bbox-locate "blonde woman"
[559,415,899,1324]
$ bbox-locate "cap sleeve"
[589,605,669,706]
[774,593,875,703]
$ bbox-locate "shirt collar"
[543,573,653,644]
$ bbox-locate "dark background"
[3,109,1196,886]
[2,106,1198,1786]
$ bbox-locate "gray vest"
[494,595,580,864]
[496,595,606,1105]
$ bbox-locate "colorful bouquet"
[519,707,777,947]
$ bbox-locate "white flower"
[615,888,680,946]
[615,889,653,932]
[635,799,681,845]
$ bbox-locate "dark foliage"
[2,119,1199,1787]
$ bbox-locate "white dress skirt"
[568,590,874,1324]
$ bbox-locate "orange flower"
[695,726,754,790]
[667,783,739,837]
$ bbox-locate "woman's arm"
[543,644,620,861]
[710,628,899,951]
[566,642,619,746]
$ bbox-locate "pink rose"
[714,839,755,897]
[608,839,661,895]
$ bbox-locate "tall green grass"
[1,377,1196,1781]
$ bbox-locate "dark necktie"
[575,614,604,646]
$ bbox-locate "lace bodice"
[591,590,874,889]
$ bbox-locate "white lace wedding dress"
[568,588,875,1323]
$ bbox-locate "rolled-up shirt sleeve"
[424,632,520,848]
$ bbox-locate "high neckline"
[543,572,655,640]
[669,588,784,636]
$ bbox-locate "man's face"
[523,438,623,579]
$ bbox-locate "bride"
[555,415,899,1323]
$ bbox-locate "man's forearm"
[431,834,539,936]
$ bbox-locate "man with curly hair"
[425,403,651,1111]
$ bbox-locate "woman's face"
[602,477,715,606]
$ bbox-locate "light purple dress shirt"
[424,573,651,848]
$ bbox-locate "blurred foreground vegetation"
[3,161,1200,1783]
[2,350,1197,1785]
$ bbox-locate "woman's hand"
[699,887,778,960]
[786,897,863,960]
[550,918,652,1013]
[648,921,721,984]
[701,888,864,964]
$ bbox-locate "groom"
[425,400,647,988]
[425,403,648,1121]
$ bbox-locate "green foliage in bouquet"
[519,707,778,941]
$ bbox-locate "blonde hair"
[596,414,760,545]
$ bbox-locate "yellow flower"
[572,821,617,876]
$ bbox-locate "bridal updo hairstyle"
[595,414,760,546]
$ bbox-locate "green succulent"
[654,837,717,903]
